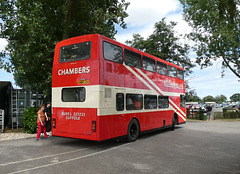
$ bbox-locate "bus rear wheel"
[171,115,177,131]
[127,119,139,142]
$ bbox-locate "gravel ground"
[0,131,51,141]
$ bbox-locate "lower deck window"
[62,87,86,102]
[158,96,169,108]
[116,93,124,111]
[144,95,157,109]
[126,94,143,110]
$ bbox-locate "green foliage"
[203,95,215,102]
[125,18,195,76]
[230,93,240,102]
[215,94,227,103]
[22,107,39,133]
[0,0,129,96]
[186,89,202,102]
[180,0,240,78]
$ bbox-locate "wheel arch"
[174,113,178,125]
[131,117,140,133]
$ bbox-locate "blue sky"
[0,0,239,99]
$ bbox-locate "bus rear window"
[59,41,91,63]
[62,87,86,102]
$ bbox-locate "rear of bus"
[52,34,100,141]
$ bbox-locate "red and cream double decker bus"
[52,34,186,142]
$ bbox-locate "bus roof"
[57,34,184,70]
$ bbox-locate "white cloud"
[125,0,180,27]
[0,38,7,51]
[116,0,193,45]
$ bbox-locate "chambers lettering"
[58,66,90,76]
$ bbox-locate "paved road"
[0,121,240,174]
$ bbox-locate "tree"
[230,93,240,102]
[125,18,195,76]
[0,0,129,96]
[215,94,227,103]
[180,0,240,78]
[203,95,215,102]
[185,89,201,102]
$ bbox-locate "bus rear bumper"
[52,131,98,141]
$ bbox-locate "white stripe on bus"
[135,68,184,96]
[124,65,186,121]
[134,67,186,118]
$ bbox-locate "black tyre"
[171,116,176,131]
[127,119,139,142]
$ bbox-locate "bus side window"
[177,69,184,80]
[143,56,156,72]
[157,61,168,75]
[144,95,157,109]
[168,65,177,78]
[103,41,123,64]
[158,96,169,108]
[126,94,143,110]
[124,49,142,69]
[116,93,124,111]
[180,95,186,107]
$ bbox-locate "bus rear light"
[92,121,96,132]
[52,118,56,129]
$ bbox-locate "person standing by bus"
[36,104,50,141]
[44,103,51,132]
[206,104,212,121]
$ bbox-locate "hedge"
[22,107,39,133]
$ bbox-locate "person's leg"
[46,120,51,132]
[37,122,42,139]
[43,125,48,138]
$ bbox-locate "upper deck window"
[103,42,123,64]
[59,41,91,63]
[157,61,168,75]
[124,49,142,69]
[168,65,177,78]
[177,69,184,80]
[143,56,156,72]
